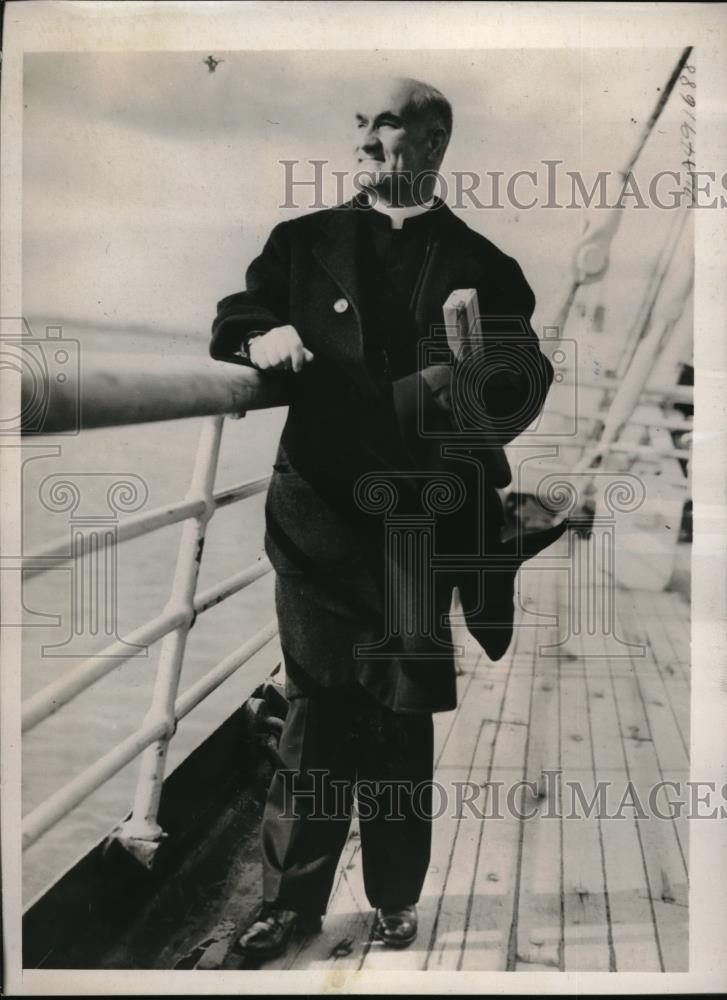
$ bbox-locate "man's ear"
[428,126,448,163]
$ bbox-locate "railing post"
[112,416,224,866]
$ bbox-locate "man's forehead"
[354,78,419,119]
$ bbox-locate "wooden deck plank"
[457,570,543,971]
[656,590,691,652]
[457,720,529,971]
[644,589,691,687]
[426,570,545,971]
[642,589,691,872]
[619,594,690,757]
[559,572,613,973]
[607,592,689,972]
[423,719,500,971]
[585,590,664,972]
[615,595,690,874]
[511,570,564,972]
[636,590,690,686]
[612,615,689,770]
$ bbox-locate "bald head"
[392,77,453,146]
[353,76,453,205]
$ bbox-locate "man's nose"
[358,126,382,155]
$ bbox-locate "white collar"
[369,197,436,230]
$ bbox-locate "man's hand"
[249,325,314,372]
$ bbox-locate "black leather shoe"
[235,905,322,959]
[373,905,418,948]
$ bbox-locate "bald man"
[211,78,556,960]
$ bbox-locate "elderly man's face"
[353,80,441,203]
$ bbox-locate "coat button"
[333,297,349,314]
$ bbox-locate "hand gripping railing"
[21,354,289,866]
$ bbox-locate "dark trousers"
[261,683,434,915]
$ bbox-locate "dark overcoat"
[210,197,555,713]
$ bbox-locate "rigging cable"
[554,45,694,337]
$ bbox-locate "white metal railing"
[21,358,289,860]
[21,474,271,578]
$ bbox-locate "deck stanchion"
[113,416,224,866]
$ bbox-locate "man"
[210,78,560,960]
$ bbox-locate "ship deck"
[259,554,689,974]
[66,539,690,974]
[197,540,689,974]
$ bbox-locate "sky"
[23,47,692,364]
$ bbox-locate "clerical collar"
[368,197,436,231]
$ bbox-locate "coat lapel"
[310,199,370,368]
[413,205,483,337]
[312,201,363,318]
[311,198,483,361]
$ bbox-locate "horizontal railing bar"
[596,442,690,460]
[23,352,290,433]
[22,557,274,733]
[22,499,205,577]
[516,461,690,490]
[544,410,693,431]
[214,475,271,509]
[631,416,692,431]
[560,376,693,403]
[175,619,278,720]
[22,620,279,850]
[22,717,170,850]
[23,475,271,577]
[21,609,187,734]
[193,559,273,615]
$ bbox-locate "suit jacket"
[210,196,554,713]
